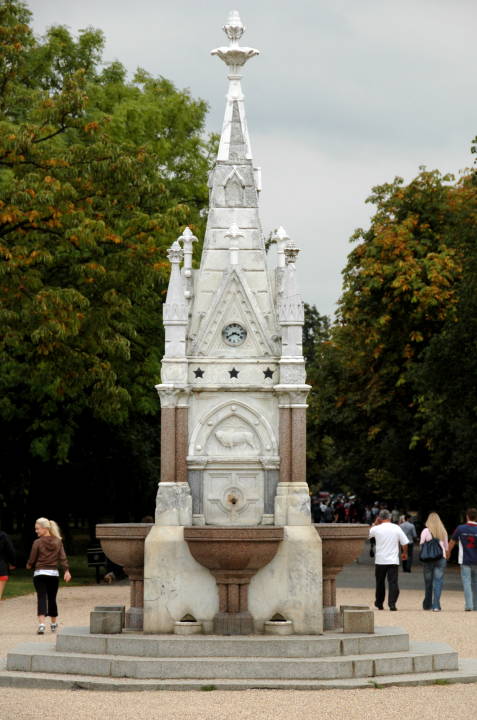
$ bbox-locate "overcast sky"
[29,0,476,316]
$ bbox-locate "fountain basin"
[314,523,369,630]
[184,526,284,635]
[96,523,153,630]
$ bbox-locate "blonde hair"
[36,517,62,540]
[425,512,447,542]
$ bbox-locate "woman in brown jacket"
[26,518,71,634]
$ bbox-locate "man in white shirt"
[369,509,409,611]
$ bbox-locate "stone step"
[1,658,476,691]
[56,626,410,658]
[6,641,457,681]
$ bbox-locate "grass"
[2,555,99,600]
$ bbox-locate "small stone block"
[94,605,125,628]
[339,605,370,628]
[342,609,374,634]
[90,610,123,634]
[340,605,370,617]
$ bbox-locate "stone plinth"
[143,524,323,634]
[314,524,369,630]
[184,526,283,634]
[96,524,152,630]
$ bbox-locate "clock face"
[222,323,247,346]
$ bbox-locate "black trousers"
[402,543,414,572]
[375,564,399,608]
[33,575,59,617]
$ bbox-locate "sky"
[29,0,477,316]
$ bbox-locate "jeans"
[375,564,399,608]
[460,564,477,610]
[422,557,446,610]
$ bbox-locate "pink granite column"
[175,406,189,484]
[160,406,176,484]
[279,405,291,484]
[291,406,307,483]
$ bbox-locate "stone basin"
[314,523,369,630]
[96,523,153,630]
[184,526,284,635]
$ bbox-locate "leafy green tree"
[309,165,477,524]
[0,1,212,536]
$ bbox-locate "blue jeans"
[460,565,477,610]
[422,557,446,610]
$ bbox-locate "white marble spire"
[211,10,259,162]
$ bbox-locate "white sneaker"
[37,624,46,635]
[50,623,58,633]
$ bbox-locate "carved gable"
[191,269,275,357]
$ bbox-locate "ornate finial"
[274,227,289,268]
[180,227,197,243]
[211,11,259,73]
[167,240,183,264]
[284,238,300,265]
[223,10,245,42]
[274,226,289,243]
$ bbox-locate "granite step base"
[5,641,458,681]
[1,658,477,691]
[56,626,410,658]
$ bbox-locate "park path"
[1,580,477,719]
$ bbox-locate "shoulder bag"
[419,536,443,562]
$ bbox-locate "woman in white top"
[420,512,448,611]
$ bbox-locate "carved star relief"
[194,368,205,378]
[228,368,239,379]
[263,367,274,379]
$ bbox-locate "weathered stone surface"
[342,610,374,634]
[249,525,323,634]
[154,482,192,526]
[89,610,122,635]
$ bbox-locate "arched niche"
[223,168,245,207]
[189,401,278,459]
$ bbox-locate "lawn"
[3,555,99,599]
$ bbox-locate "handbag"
[419,536,443,562]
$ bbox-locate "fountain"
[3,12,472,691]
[142,9,323,636]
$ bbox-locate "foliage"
[307,166,477,523]
[0,1,211,533]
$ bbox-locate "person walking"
[369,509,408,611]
[26,517,71,634]
[447,508,477,611]
[0,528,16,600]
[420,512,448,611]
[400,514,418,572]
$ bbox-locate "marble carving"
[144,11,322,635]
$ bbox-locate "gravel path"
[1,582,477,720]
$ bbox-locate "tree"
[0,1,212,537]
[309,165,477,524]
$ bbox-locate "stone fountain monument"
[3,12,473,690]
[143,9,323,635]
